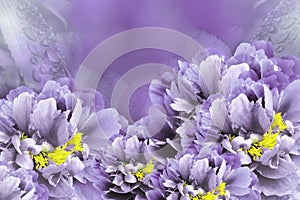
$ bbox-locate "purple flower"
[0,79,122,198]
[0,162,48,200]
[91,135,159,200]
[200,79,300,198]
[227,79,273,134]
[153,41,300,199]
[228,41,300,91]
[149,69,199,119]
[156,148,259,200]
[149,55,226,153]
[150,54,226,120]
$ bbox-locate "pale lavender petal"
[220,63,250,96]
[6,86,35,102]
[255,174,298,196]
[209,98,231,133]
[229,93,270,133]
[0,176,21,199]
[124,173,137,184]
[231,136,252,150]
[190,159,210,184]
[21,188,35,200]
[0,165,8,180]
[47,177,73,198]
[170,98,195,113]
[11,134,21,155]
[73,181,103,200]
[0,149,15,162]
[146,190,164,200]
[279,135,295,153]
[75,88,105,112]
[31,98,69,146]
[279,80,300,122]
[69,99,83,130]
[111,137,125,161]
[97,108,122,137]
[125,135,142,160]
[41,164,66,180]
[20,138,42,155]
[16,153,34,170]
[178,154,193,180]
[112,174,124,186]
[225,167,253,196]
[195,55,222,97]
[252,40,274,58]
[67,157,85,176]
[12,92,33,132]
[255,158,296,179]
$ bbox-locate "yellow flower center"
[244,112,287,161]
[133,159,155,181]
[190,182,226,200]
[30,152,48,169]
[28,132,84,169]
[228,134,235,142]
[20,132,28,141]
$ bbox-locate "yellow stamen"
[133,158,155,181]
[190,182,226,200]
[258,132,279,150]
[228,134,235,142]
[134,170,145,181]
[25,132,84,169]
[267,112,287,134]
[217,182,226,196]
[143,158,155,174]
[65,132,84,152]
[201,192,218,200]
[48,147,73,166]
[20,132,28,141]
[244,112,287,161]
[183,181,188,187]
[245,144,263,161]
[30,152,48,170]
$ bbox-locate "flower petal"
[67,157,85,176]
[279,80,300,122]
[255,158,296,179]
[197,55,222,97]
[124,173,137,184]
[178,154,193,180]
[16,153,34,169]
[0,176,21,199]
[225,167,253,196]
[13,92,33,132]
[31,98,69,146]
[11,135,21,155]
[229,93,270,133]
[255,173,298,196]
[190,158,210,185]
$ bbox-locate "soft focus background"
[0,0,293,121]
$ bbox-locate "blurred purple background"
[0,0,282,121]
[65,0,281,121]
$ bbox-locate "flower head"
[196,44,300,198]
[157,148,259,200]
[0,162,48,199]
[92,135,158,199]
[0,79,119,198]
